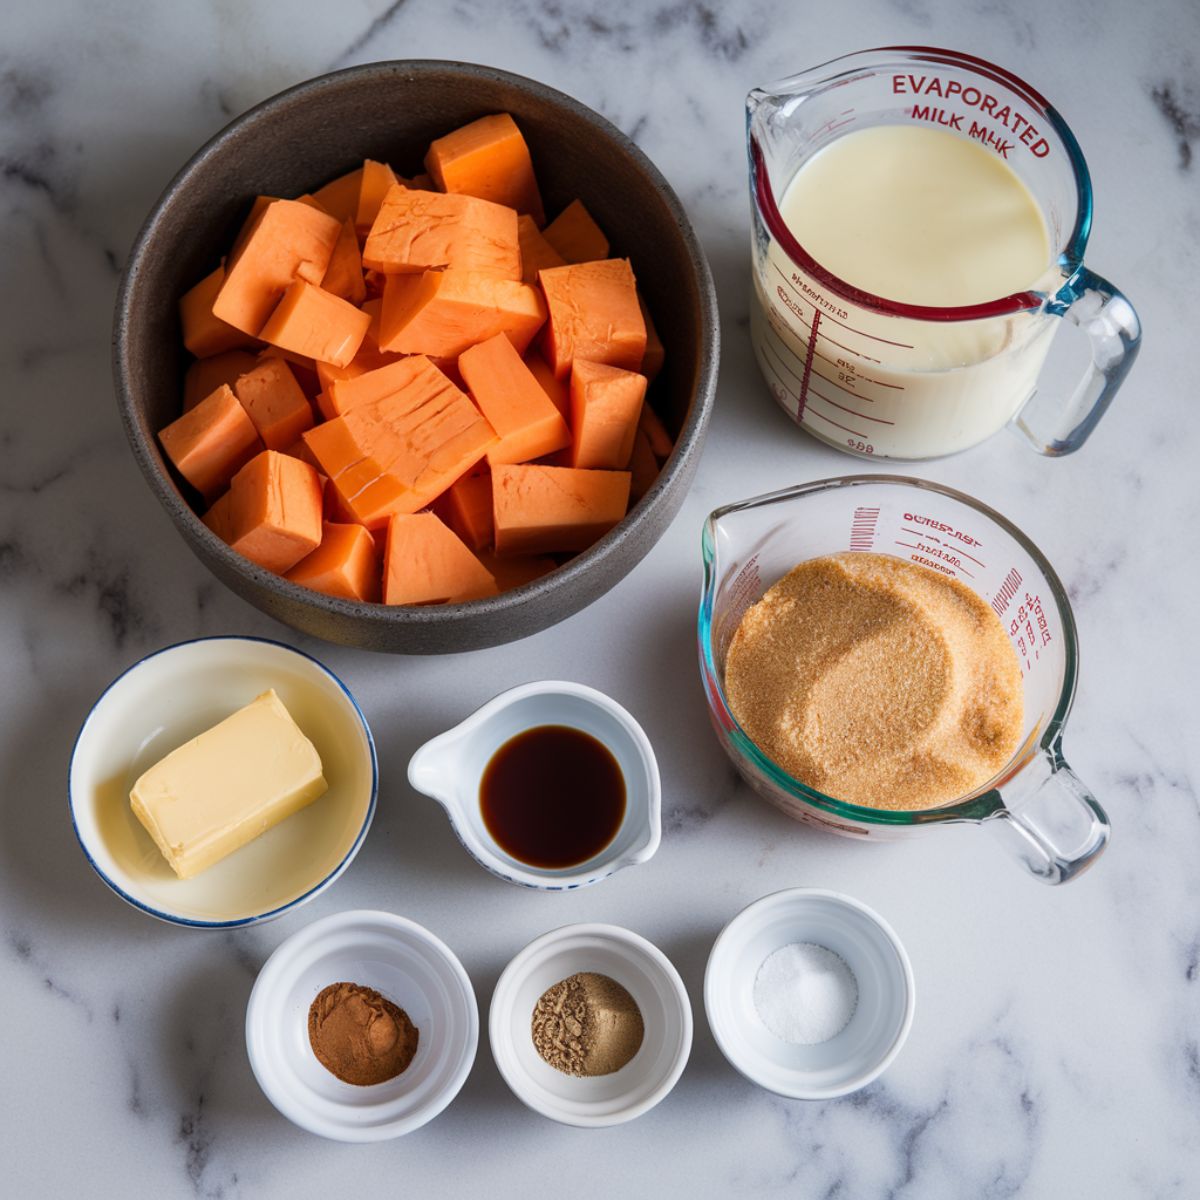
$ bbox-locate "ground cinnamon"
[307,981,418,1086]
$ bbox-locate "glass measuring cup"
[747,46,1141,460]
[698,476,1109,884]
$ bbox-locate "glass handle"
[1014,266,1142,456]
[987,750,1110,884]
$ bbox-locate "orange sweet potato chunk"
[230,195,277,258]
[517,214,566,284]
[379,270,546,358]
[475,550,558,589]
[223,450,324,573]
[383,512,497,605]
[183,349,258,411]
[539,259,646,378]
[438,470,494,551]
[362,185,520,280]
[356,159,399,234]
[639,403,674,460]
[425,113,545,225]
[639,294,665,381]
[314,339,405,394]
[286,521,379,601]
[492,463,630,556]
[524,351,569,418]
[159,383,262,499]
[629,427,659,503]
[459,333,570,466]
[568,359,647,469]
[259,280,371,368]
[180,267,258,358]
[212,199,342,336]
[303,356,497,527]
[321,219,366,305]
[312,167,364,225]
[202,490,234,541]
[233,357,314,450]
[542,199,609,263]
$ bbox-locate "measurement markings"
[806,385,895,425]
[901,528,987,568]
[763,313,882,399]
[849,506,879,550]
[762,336,804,386]
[770,260,915,349]
[894,541,975,578]
[797,308,821,419]
[765,326,894,429]
[766,302,883,365]
[805,407,870,439]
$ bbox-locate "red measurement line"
[767,303,883,365]
[894,542,975,578]
[806,386,895,425]
[798,308,820,418]
[901,526,988,567]
[759,354,806,428]
[770,261,915,348]
[762,336,803,386]
[765,310,879,395]
[805,406,869,439]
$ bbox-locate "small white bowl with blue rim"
[246,909,478,1141]
[705,888,915,1099]
[68,636,377,928]
[407,680,661,890]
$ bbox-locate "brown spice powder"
[307,981,419,1086]
[725,552,1023,811]
[531,972,644,1077]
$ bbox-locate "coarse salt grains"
[752,942,858,1045]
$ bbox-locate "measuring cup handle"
[987,750,1110,884]
[1014,266,1142,456]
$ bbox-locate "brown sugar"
[724,553,1023,811]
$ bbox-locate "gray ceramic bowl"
[114,60,718,654]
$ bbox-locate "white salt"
[752,942,858,1045]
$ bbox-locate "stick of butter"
[130,689,328,879]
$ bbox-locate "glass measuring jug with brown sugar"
[699,476,1110,885]
[747,46,1141,460]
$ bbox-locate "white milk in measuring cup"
[747,47,1141,460]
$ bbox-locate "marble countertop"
[3,0,1197,1195]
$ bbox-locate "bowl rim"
[244,908,480,1141]
[488,921,693,1127]
[67,634,379,929]
[703,887,916,1100]
[112,58,719,633]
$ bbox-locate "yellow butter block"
[130,689,328,879]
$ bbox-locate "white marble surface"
[2,0,1198,1195]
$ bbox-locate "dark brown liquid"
[480,725,626,869]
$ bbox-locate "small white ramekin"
[246,909,478,1141]
[68,636,377,928]
[705,888,914,1100]
[408,681,661,890]
[489,923,692,1127]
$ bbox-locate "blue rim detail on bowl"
[67,635,379,929]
